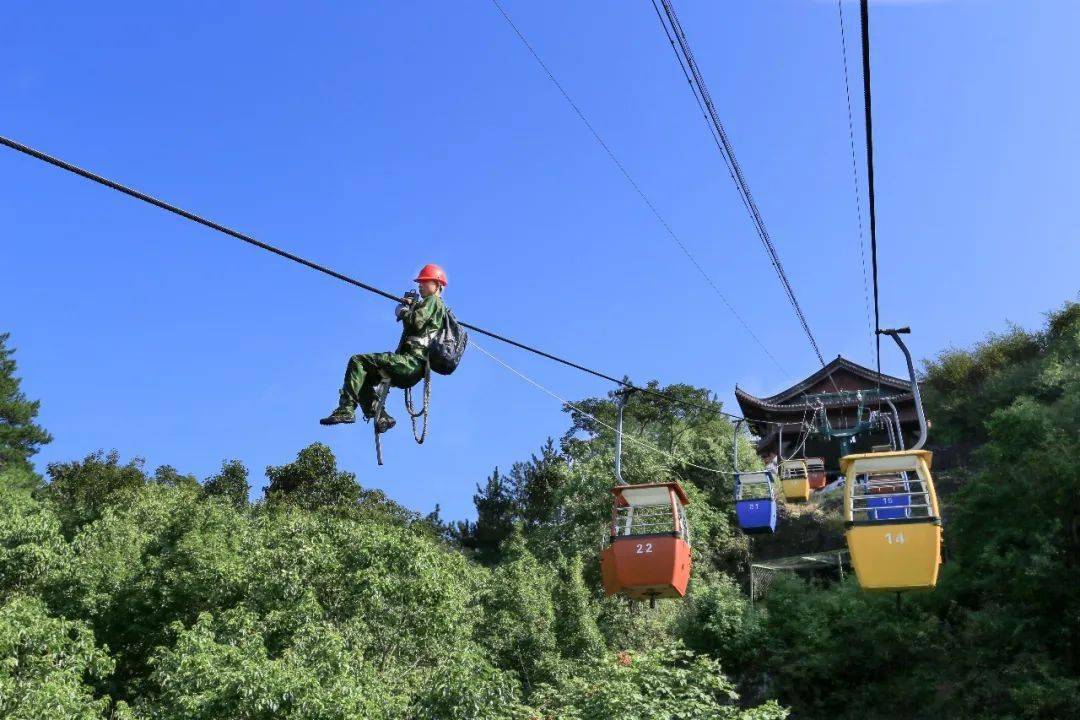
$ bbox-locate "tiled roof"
[735,355,912,412]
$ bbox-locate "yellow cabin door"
[846,522,941,591]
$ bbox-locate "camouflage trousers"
[337,352,426,419]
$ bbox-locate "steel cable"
[0,133,794,426]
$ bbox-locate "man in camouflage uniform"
[320,264,448,432]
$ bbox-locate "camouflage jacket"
[396,294,447,359]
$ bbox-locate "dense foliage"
[0,299,1074,718]
[732,301,1080,720]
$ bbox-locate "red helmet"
[414,263,448,287]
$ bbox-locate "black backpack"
[428,308,468,375]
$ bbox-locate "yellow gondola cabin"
[779,459,811,502]
[841,449,942,591]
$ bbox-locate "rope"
[404,362,431,444]
[470,340,733,477]
[489,0,787,377]
[0,133,795,426]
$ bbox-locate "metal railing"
[848,472,933,522]
[780,465,808,480]
[613,504,676,537]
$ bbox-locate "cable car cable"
[836,0,875,364]
[650,0,828,371]
[858,0,883,394]
[472,339,732,475]
[0,133,794,428]
[488,0,787,377]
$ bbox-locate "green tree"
[511,438,568,529]
[40,450,148,533]
[153,464,201,490]
[476,531,559,692]
[0,489,70,601]
[0,595,114,720]
[203,459,250,509]
[679,574,760,673]
[263,443,360,511]
[408,646,530,720]
[142,609,395,720]
[922,301,1078,445]
[551,554,604,660]
[532,646,788,720]
[455,468,516,564]
[0,333,51,473]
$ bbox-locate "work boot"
[319,407,356,426]
[375,413,396,434]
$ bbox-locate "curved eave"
[737,356,912,408]
[736,387,914,414]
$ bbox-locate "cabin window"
[613,503,674,537]
[849,470,933,522]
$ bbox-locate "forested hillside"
[0,300,1075,719]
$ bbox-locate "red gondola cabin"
[600,482,692,601]
[806,457,827,490]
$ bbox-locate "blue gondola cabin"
[734,470,777,533]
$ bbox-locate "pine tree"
[511,438,568,530]
[454,468,517,564]
[0,333,51,473]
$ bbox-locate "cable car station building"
[735,356,921,474]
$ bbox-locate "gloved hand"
[396,290,419,321]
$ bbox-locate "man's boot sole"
[320,416,356,426]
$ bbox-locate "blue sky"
[4,1,1077,520]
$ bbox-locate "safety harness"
[372,361,431,466]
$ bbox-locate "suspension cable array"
[488,0,787,377]
[650,0,827,368]
[0,133,797,429]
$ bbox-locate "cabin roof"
[610,481,690,506]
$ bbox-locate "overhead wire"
[471,339,732,476]
[836,0,875,365]
[650,0,830,372]
[0,133,795,428]
[858,0,884,398]
[488,0,787,377]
